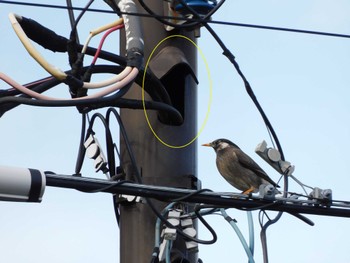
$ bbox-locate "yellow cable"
[8,13,67,81]
[90,18,123,36]
[81,18,123,54]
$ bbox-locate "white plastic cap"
[0,166,46,202]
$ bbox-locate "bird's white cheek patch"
[218,142,230,150]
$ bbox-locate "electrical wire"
[86,112,116,177]
[0,68,139,100]
[9,13,67,80]
[0,91,183,124]
[290,174,314,196]
[174,2,291,262]
[247,211,254,258]
[170,188,213,203]
[165,240,172,263]
[70,0,94,36]
[9,13,135,93]
[90,24,124,65]
[75,113,88,175]
[220,208,255,263]
[81,19,123,55]
[66,0,94,79]
[155,203,176,249]
[66,0,80,44]
[2,0,350,39]
[108,108,216,244]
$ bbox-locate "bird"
[202,138,279,194]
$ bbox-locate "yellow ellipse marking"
[142,34,212,149]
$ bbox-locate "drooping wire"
[74,109,126,223]
[174,2,289,262]
[106,108,217,245]
[85,112,116,178]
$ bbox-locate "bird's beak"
[202,143,211,147]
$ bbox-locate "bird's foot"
[242,186,255,195]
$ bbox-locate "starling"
[202,138,279,194]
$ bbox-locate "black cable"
[179,0,286,159]
[66,0,79,44]
[177,2,291,261]
[81,110,123,224]
[75,113,88,175]
[86,112,116,177]
[67,0,95,98]
[2,1,350,39]
[0,64,180,122]
[171,188,213,203]
[108,108,216,244]
[0,95,183,124]
[78,179,131,193]
[194,204,218,244]
[106,108,126,226]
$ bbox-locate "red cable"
[91,24,125,65]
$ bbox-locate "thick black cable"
[0,64,179,122]
[0,95,183,124]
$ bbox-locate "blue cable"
[165,240,173,263]
[220,209,255,263]
[155,202,176,248]
[247,211,255,258]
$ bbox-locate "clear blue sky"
[1,1,350,262]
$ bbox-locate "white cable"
[0,68,138,101]
[9,13,129,90]
[83,66,132,89]
[81,18,123,54]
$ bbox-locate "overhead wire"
[1,0,350,39]
[172,2,312,262]
[0,1,334,261]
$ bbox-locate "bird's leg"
[242,186,255,195]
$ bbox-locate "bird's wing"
[235,149,279,187]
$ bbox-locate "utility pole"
[119,1,199,263]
